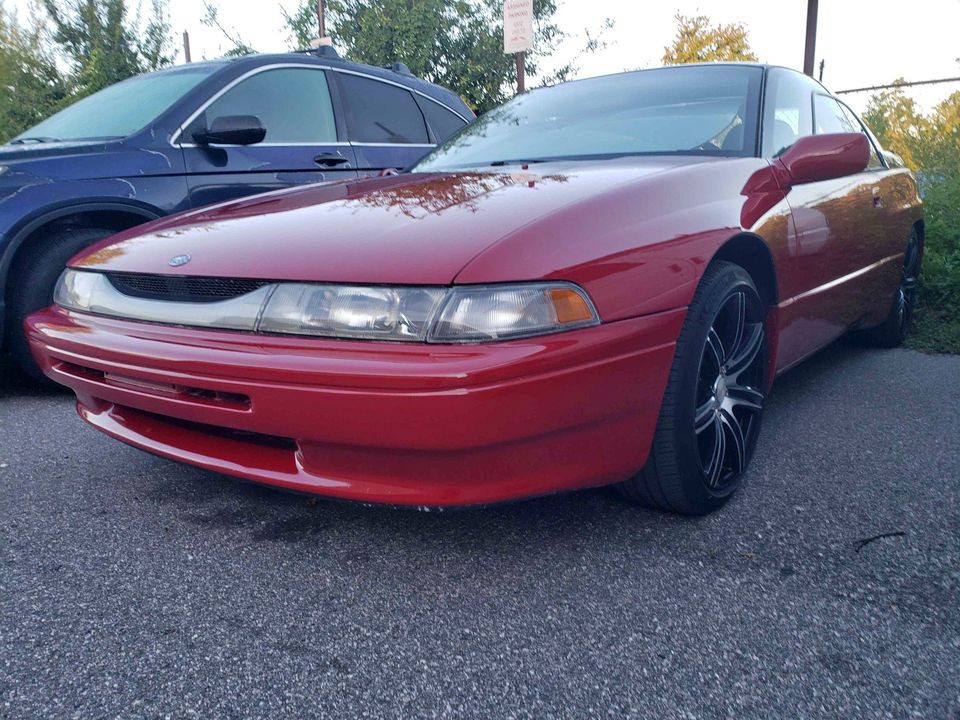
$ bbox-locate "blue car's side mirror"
[193,115,266,146]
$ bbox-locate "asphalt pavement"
[1,341,958,719]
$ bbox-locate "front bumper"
[26,306,684,506]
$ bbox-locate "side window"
[195,67,337,144]
[813,94,857,134]
[762,68,815,157]
[338,73,429,144]
[414,96,467,142]
[839,102,884,169]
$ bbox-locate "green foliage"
[862,83,929,170]
[284,0,610,114]
[868,88,960,353]
[909,166,960,354]
[40,0,174,97]
[0,5,72,142]
[661,13,758,65]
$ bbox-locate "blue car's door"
[333,71,465,175]
[178,65,358,208]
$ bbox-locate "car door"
[765,69,888,365]
[788,93,888,329]
[333,72,437,175]
[177,65,358,208]
[837,99,913,313]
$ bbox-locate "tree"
[662,13,758,65]
[925,90,960,175]
[202,1,256,57]
[39,0,174,97]
[0,5,72,142]
[284,0,611,114]
[861,81,929,171]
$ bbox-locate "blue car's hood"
[0,140,181,182]
[0,140,114,162]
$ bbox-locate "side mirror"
[193,115,266,146]
[777,133,870,185]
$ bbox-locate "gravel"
[1,341,958,719]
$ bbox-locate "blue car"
[0,48,473,379]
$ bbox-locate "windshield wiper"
[8,137,59,145]
[488,159,547,167]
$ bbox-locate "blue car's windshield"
[11,65,222,143]
[413,65,763,171]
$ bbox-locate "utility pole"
[803,0,818,77]
[317,0,326,38]
[182,30,192,63]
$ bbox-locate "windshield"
[11,65,221,143]
[413,65,763,171]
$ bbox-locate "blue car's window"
[195,67,337,144]
[339,73,430,144]
[415,96,467,142]
[12,66,220,142]
[413,65,762,170]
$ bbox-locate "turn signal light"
[549,288,595,324]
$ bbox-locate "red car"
[27,64,923,514]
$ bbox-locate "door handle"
[314,153,349,167]
[872,188,883,208]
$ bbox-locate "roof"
[219,51,466,110]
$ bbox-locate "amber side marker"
[548,288,595,324]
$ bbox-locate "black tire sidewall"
[658,262,767,512]
[7,226,115,381]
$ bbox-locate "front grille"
[107,273,270,303]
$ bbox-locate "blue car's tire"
[7,226,113,384]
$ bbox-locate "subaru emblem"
[168,254,191,268]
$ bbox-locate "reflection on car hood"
[73,156,720,286]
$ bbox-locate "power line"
[836,77,960,94]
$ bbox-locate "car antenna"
[387,62,414,77]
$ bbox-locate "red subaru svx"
[27,64,922,514]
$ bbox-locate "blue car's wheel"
[7,225,114,384]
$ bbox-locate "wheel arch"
[709,233,779,309]
[1,200,162,344]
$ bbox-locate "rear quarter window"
[339,74,429,144]
[415,96,467,142]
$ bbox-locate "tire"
[618,261,768,515]
[858,228,921,348]
[6,226,115,383]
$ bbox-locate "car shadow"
[135,337,890,551]
[0,354,68,400]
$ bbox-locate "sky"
[14,0,960,114]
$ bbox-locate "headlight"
[258,285,447,341]
[54,270,600,343]
[428,284,598,342]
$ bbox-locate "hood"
[0,140,180,182]
[74,156,717,285]
[0,140,111,163]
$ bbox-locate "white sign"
[503,0,533,54]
